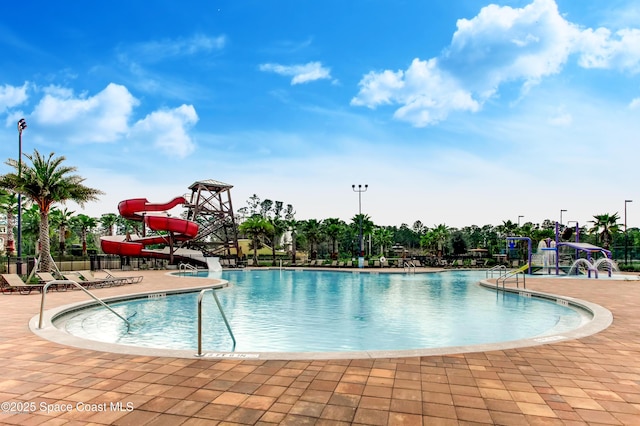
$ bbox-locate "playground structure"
[100,179,239,269]
[506,222,617,278]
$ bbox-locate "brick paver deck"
[1,269,639,425]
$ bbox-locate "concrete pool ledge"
[30,276,613,361]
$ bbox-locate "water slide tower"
[183,179,239,257]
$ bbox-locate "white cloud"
[351,58,479,126]
[26,83,199,158]
[259,61,332,85]
[0,82,29,112]
[351,0,640,127]
[630,98,640,109]
[130,104,198,158]
[32,83,139,143]
[445,0,577,97]
[577,28,640,72]
[123,34,227,63]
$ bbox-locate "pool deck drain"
[2,268,640,424]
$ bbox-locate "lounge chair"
[66,271,119,288]
[36,272,71,291]
[1,274,43,294]
[102,269,143,284]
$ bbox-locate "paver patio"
[1,269,640,425]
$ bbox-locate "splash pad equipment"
[506,222,616,278]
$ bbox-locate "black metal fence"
[1,255,173,276]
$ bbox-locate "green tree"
[301,219,323,259]
[450,230,467,256]
[351,214,374,257]
[420,231,437,255]
[99,213,119,236]
[20,205,41,255]
[588,213,621,250]
[49,207,75,255]
[0,150,103,272]
[432,224,451,258]
[322,218,345,259]
[372,226,394,257]
[71,214,98,256]
[238,215,274,264]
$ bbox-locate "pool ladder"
[403,261,416,274]
[485,264,507,279]
[496,269,526,292]
[196,288,236,356]
[179,263,198,274]
[37,280,131,330]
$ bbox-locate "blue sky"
[1,0,639,229]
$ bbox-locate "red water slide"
[100,197,199,257]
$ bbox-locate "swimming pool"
[55,270,590,355]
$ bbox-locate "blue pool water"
[57,270,586,353]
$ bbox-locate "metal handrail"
[179,263,198,272]
[196,288,236,356]
[486,265,507,278]
[496,269,526,291]
[403,261,416,274]
[38,280,130,330]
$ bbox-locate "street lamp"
[352,184,368,268]
[560,209,567,226]
[625,200,633,265]
[17,118,27,274]
[518,215,524,227]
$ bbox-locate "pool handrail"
[179,263,198,274]
[196,288,236,356]
[496,269,526,291]
[486,264,507,278]
[403,261,416,274]
[38,279,131,330]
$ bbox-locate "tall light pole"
[17,118,27,274]
[352,184,368,268]
[625,200,633,265]
[560,209,567,227]
[518,215,524,227]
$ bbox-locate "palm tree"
[432,224,451,258]
[373,226,394,257]
[50,207,75,255]
[72,214,98,256]
[588,213,621,250]
[99,213,119,236]
[420,231,437,255]
[322,218,345,259]
[238,215,274,264]
[0,150,103,272]
[301,219,323,259]
[351,214,374,256]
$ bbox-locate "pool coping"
[29,276,613,361]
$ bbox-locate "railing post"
[38,280,130,330]
[196,288,236,357]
